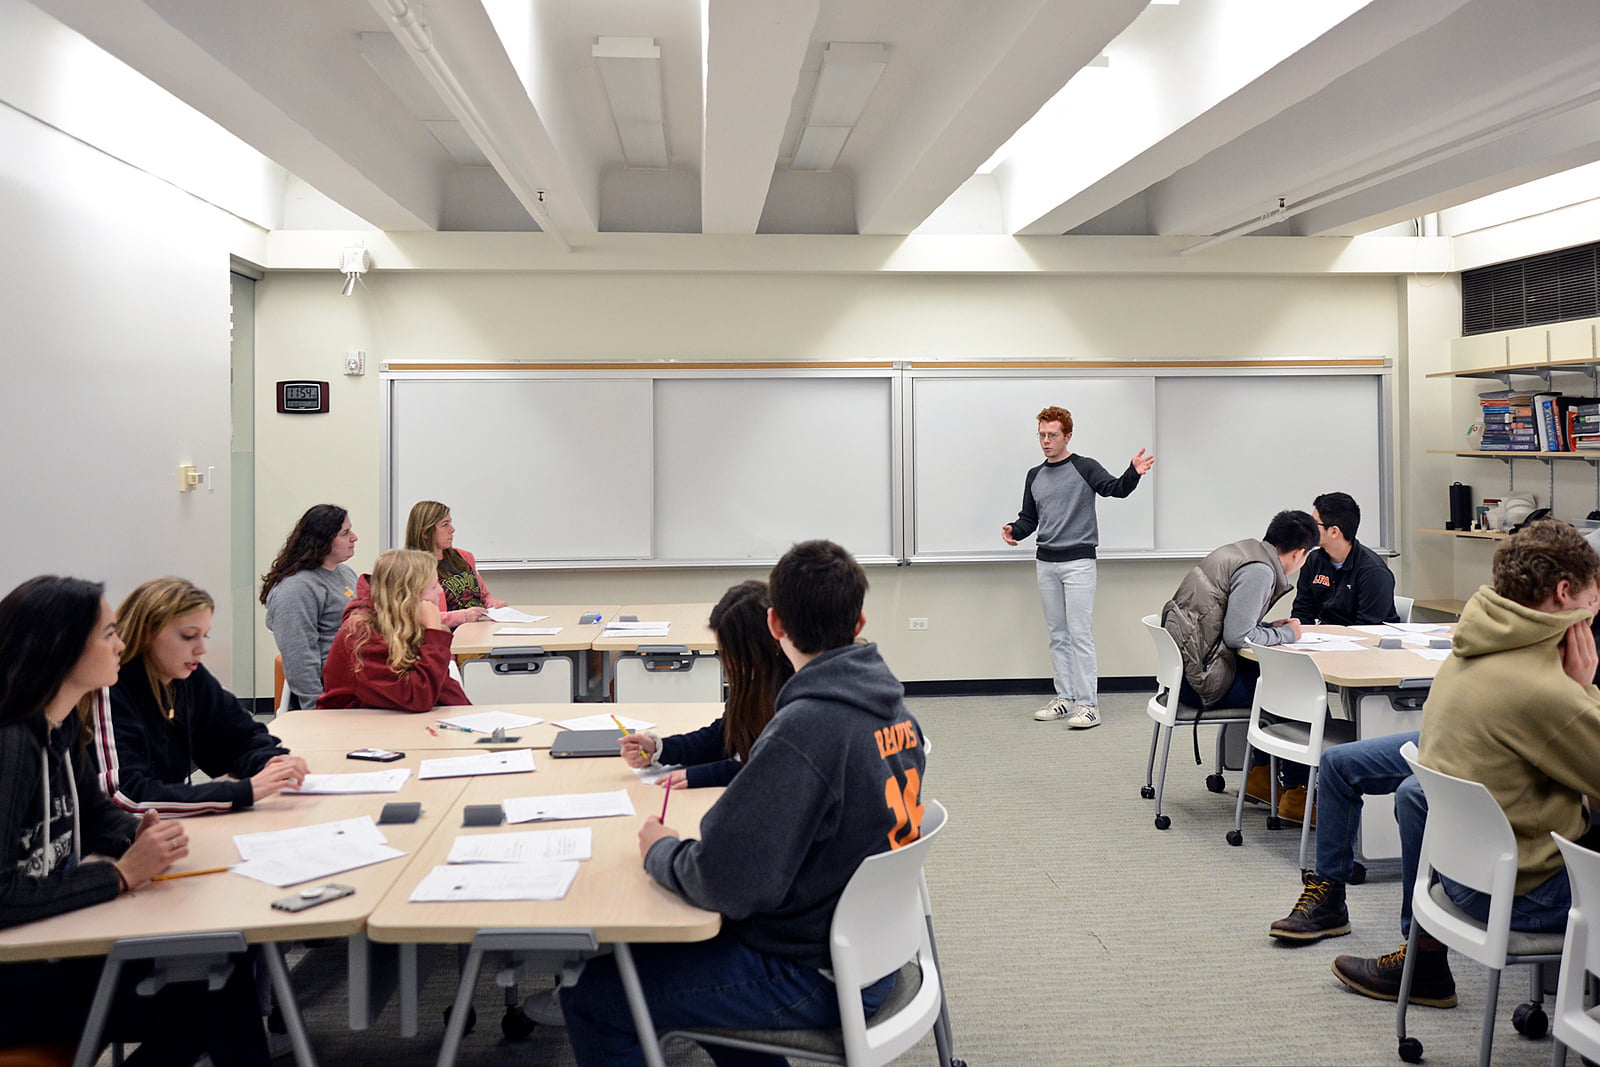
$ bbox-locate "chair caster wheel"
[1140,785,1155,800]
[1154,814,1170,830]
[1512,1002,1548,1038]
[1398,1036,1423,1063]
[1206,774,1226,793]
[1350,862,1367,886]
[949,1060,968,1067]
[1226,830,1243,846]
[444,1004,477,1037]
[501,1008,537,1041]
[1266,816,1283,831]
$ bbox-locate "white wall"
[252,267,1404,692]
[0,2,252,683]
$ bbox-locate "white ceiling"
[31,0,1600,242]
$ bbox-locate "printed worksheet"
[231,842,405,888]
[485,607,547,624]
[233,816,388,860]
[408,862,580,902]
[447,828,592,864]
[502,789,636,823]
[418,749,537,780]
[283,769,411,795]
[492,627,564,636]
[554,713,654,732]
[436,710,544,732]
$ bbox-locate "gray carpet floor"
[249,693,1571,1065]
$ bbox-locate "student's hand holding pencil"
[114,811,189,890]
[638,816,679,860]
[619,732,657,768]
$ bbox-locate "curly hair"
[342,549,436,675]
[1491,520,1600,607]
[1036,406,1073,436]
[260,505,348,604]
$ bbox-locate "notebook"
[548,729,624,759]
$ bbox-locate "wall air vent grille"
[1463,240,1599,335]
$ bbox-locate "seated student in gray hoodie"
[560,540,929,1066]
[261,504,359,710]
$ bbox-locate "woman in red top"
[404,500,508,629]
[317,549,469,712]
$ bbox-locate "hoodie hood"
[341,573,375,622]
[775,642,904,723]
[1452,584,1592,660]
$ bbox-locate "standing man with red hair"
[1003,405,1154,728]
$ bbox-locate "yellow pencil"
[152,866,231,882]
[610,714,629,737]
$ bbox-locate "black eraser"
[462,804,505,827]
[620,615,638,622]
[378,801,422,825]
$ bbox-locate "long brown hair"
[710,581,793,761]
[260,504,348,604]
[116,577,214,720]
[342,549,436,675]
[404,500,470,575]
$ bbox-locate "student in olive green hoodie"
[1333,520,1600,1008]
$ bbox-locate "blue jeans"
[1311,732,1423,932]
[1440,869,1572,933]
[1036,559,1097,706]
[561,931,895,1066]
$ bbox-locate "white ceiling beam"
[31,0,449,230]
[701,0,819,234]
[1007,0,1475,236]
[854,0,1147,236]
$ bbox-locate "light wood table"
[367,741,725,1065]
[452,604,620,702]
[592,603,721,701]
[0,751,469,1066]
[270,702,726,752]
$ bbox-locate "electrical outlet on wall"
[909,618,928,631]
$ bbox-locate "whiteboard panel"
[1153,376,1383,551]
[390,378,652,561]
[654,377,894,560]
[911,377,1156,556]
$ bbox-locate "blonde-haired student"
[405,500,507,628]
[95,577,307,816]
[318,549,469,712]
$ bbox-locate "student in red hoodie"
[318,549,469,712]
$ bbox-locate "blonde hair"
[404,500,468,573]
[115,577,215,719]
[346,549,435,675]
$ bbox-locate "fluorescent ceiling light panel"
[792,42,886,172]
[593,36,669,169]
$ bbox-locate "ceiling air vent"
[1463,240,1600,335]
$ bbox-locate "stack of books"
[1478,390,1541,451]
[1571,400,1600,451]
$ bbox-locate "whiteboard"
[911,377,1156,556]
[654,377,895,560]
[389,377,653,561]
[1152,376,1384,551]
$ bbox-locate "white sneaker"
[521,987,566,1027]
[1064,705,1101,729]
[1033,697,1071,721]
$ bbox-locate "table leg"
[72,956,126,1067]
[262,942,319,1067]
[614,942,667,1067]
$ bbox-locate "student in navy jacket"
[95,577,306,816]
[619,580,794,788]
[0,575,269,1063]
[562,541,928,1065]
[1290,492,1400,626]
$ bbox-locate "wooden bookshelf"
[1418,527,1508,540]
[1426,449,1600,460]
[1426,356,1600,380]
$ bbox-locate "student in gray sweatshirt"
[560,540,928,1066]
[260,504,359,710]
[1003,404,1153,729]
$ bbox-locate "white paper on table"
[602,624,670,637]
[1286,631,1339,643]
[602,620,671,629]
[409,861,579,902]
[503,789,637,823]
[633,763,681,785]
[492,627,564,636]
[1410,647,1452,660]
[447,828,592,864]
[231,842,405,888]
[485,607,547,624]
[1282,639,1368,652]
[283,769,411,795]
[419,748,536,780]
[1353,623,1450,636]
[234,816,388,861]
[555,713,654,732]
[436,710,544,732]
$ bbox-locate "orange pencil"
[152,866,231,882]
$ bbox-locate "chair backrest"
[830,799,948,1066]
[1401,742,1521,967]
[1248,643,1328,728]
[1553,832,1600,1059]
[1394,595,1415,623]
[1141,614,1188,726]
